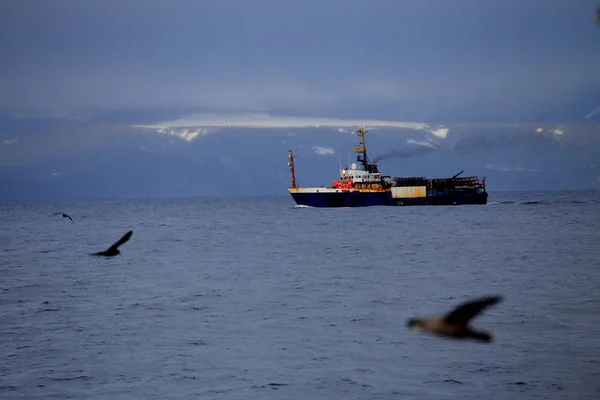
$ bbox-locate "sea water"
[1,190,599,399]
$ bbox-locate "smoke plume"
[372,140,439,163]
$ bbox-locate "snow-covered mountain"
[1,101,599,200]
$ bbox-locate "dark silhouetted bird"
[90,230,133,257]
[54,212,74,224]
[407,295,502,343]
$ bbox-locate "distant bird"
[54,212,74,224]
[407,295,502,343]
[90,230,133,257]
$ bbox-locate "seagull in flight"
[90,230,133,257]
[407,295,502,343]
[54,212,74,224]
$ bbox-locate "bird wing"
[443,296,502,326]
[106,230,133,252]
[66,214,74,223]
[54,212,62,216]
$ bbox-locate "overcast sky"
[1,0,599,199]
[1,0,599,115]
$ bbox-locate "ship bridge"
[338,125,386,185]
[340,162,382,183]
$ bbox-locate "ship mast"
[287,150,299,188]
[354,125,370,170]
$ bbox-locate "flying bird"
[54,212,74,224]
[407,295,502,343]
[90,230,133,257]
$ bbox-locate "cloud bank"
[485,165,540,173]
[313,146,335,156]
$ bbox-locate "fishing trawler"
[286,126,488,207]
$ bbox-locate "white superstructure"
[340,162,383,184]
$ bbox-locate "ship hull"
[288,188,488,208]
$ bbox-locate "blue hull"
[289,191,488,208]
